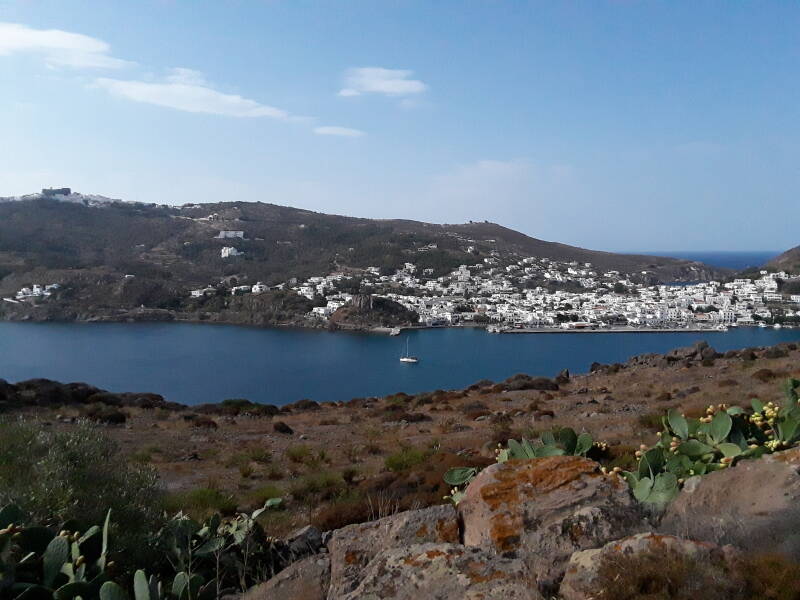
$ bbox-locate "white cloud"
[164,67,208,86]
[339,67,427,97]
[313,126,365,137]
[0,22,131,69]
[95,72,290,119]
[0,23,373,135]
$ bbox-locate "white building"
[216,230,245,239]
[221,247,243,258]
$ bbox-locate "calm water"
[644,251,780,271]
[1,322,798,406]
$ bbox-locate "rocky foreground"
[245,447,800,599]
[3,339,800,597]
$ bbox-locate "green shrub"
[285,444,314,464]
[246,446,272,464]
[0,418,161,558]
[637,410,666,431]
[163,487,237,519]
[289,471,345,503]
[384,447,428,472]
[248,484,283,507]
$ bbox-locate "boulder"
[339,543,542,600]
[763,346,789,359]
[659,447,800,559]
[243,554,330,600]
[559,533,740,600]
[286,525,323,557]
[700,345,718,360]
[458,457,647,589]
[326,504,458,598]
[667,340,707,362]
[273,421,294,435]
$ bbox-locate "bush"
[289,471,345,503]
[384,447,428,472]
[285,444,314,464]
[162,486,237,519]
[0,418,161,557]
[83,403,128,424]
[248,484,283,507]
[246,446,272,464]
[311,493,371,530]
[637,411,665,431]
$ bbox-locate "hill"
[766,245,800,273]
[0,191,726,324]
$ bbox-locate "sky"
[0,1,798,253]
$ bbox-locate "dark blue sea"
[646,251,780,271]
[1,322,798,406]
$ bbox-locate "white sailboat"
[399,338,419,363]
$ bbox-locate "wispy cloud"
[95,68,290,119]
[313,126,365,137]
[0,22,131,69]
[339,67,427,97]
[2,22,369,137]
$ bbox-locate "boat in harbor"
[389,327,401,336]
[399,339,419,363]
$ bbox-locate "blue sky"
[0,1,797,252]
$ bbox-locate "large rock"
[659,447,800,559]
[242,554,330,600]
[339,543,542,600]
[286,524,323,557]
[326,504,459,599]
[559,533,740,600]
[458,457,647,589]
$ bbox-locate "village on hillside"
[181,249,800,332]
[3,214,798,332]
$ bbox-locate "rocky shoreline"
[2,339,796,414]
[0,304,420,333]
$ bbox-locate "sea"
[1,322,797,406]
[644,251,780,271]
[1,250,794,405]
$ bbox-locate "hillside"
[0,192,723,283]
[0,192,726,324]
[767,245,800,273]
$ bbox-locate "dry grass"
[594,546,800,600]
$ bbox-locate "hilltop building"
[216,230,245,239]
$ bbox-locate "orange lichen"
[344,550,361,565]
[465,562,509,584]
[435,518,459,543]
[479,457,598,512]
[472,457,599,551]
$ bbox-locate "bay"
[1,322,798,406]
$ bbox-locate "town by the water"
[135,251,800,331]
